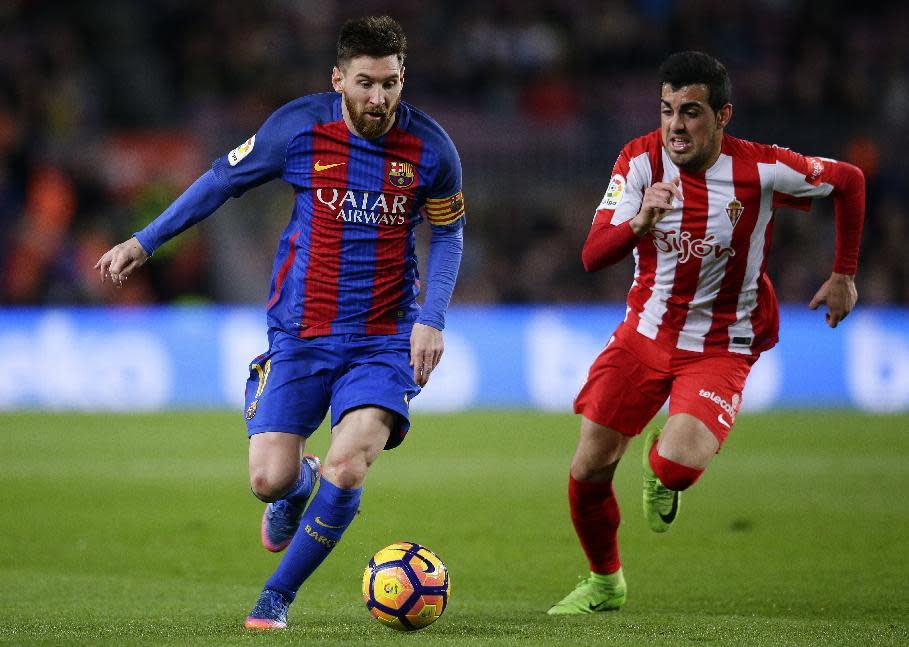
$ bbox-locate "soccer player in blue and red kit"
[96,16,466,629]
[548,52,865,614]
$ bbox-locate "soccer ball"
[362,541,450,631]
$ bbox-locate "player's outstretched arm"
[93,167,238,289]
[94,236,149,287]
[809,272,857,329]
[410,323,443,387]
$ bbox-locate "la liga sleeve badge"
[228,135,256,166]
[598,174,625,210]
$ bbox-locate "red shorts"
[574,324,758,445]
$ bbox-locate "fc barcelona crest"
[725,196,744,228]
[388,161,415,188]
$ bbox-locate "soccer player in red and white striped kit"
[548,51,865,614]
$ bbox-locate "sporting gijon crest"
[725,196,744,228]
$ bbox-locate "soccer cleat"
[546,570,627,615]
[642,427,680,533]
[244,588,291,629]
[261,453,322,552]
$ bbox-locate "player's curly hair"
[658,51,732,113]
[337,15,407,68]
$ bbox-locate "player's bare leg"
[249,432,308,501]
[249,432,322,553]
[643,413,715,532]
[246,408,393,630]
[655,413,719,469]
[570,416,632,481]
[322,406,394,489]
[549,417,630,615]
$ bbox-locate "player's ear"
[716,103,732,129]
[400,65,405,85]
[331,66,344,92]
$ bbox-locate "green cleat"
[642,426,680,533]
[547,570,627,615]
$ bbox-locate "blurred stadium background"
[3,0,908,306]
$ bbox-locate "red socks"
[568,475,621,575]
[568,440,705,574]
[648,441,704,491]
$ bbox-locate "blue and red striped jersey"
[212,92,465,338]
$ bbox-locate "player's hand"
[410,323,444,387]
[631,177,682,235]
[809,272,857,328]
[94,237,149,287]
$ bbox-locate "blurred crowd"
[2,0,908,307]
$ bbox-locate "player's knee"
[323,457,368,490]
[649,448,703,491]
[569,455,615,482]
[249,469,295,502]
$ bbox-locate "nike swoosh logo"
[314,516,344,529]
[658,491,679,524]
[588,600,616,611]
[313,160,346,172]
[717,414,731,428]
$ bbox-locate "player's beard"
[668,147,708,172]
[345,93,400,139]
[667,143,713,172]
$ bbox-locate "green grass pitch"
[1,411,907,646]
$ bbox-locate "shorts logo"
[247,359,271,421]
[388,160,415,188]
[725,196,744,228]
[699,389,739,420]
[228,135,255,166]
[598,174,625,210]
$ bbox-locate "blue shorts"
[244,331,420,449]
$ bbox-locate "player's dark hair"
[658,51,731,113]
[337,15,407,68]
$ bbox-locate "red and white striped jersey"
[593,130,842,356]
